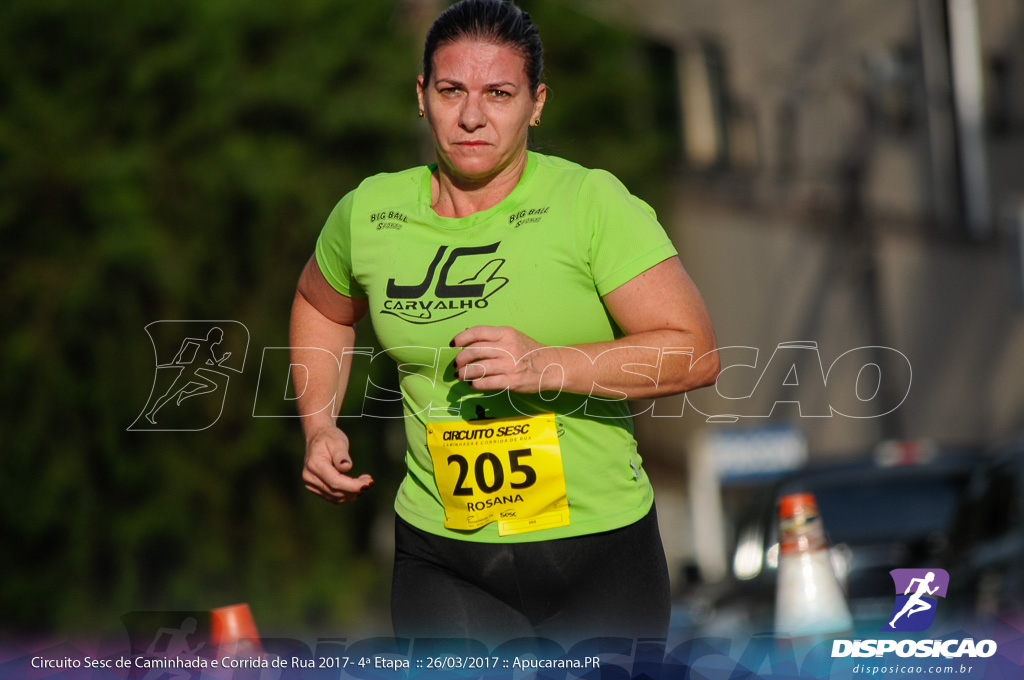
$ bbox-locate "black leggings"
[391,505,670,644]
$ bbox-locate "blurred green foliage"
[0,0,678,637]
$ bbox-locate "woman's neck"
[430,152,528,218]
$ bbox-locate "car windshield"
[812,478,962,544]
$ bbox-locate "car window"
[811,478,963,544]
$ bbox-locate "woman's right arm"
[290,255,372,503]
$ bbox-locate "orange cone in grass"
[774,493,853,639]
[210,603,262,655]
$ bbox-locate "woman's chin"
[445,155,515,183]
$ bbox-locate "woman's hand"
[451,325,550,393]
[302,425,374,504]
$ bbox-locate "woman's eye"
[439,87,461,97]
[491,89,511,98]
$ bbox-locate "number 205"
[447,448,537,495]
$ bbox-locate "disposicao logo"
[884,568,948,632]
[827,569,995,659]
[831,567,997,660]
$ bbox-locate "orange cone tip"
[210,603,262,653]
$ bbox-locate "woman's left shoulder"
[530,153,635,196]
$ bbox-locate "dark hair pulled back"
[423,0,543,95]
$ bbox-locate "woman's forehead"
[430,40,528,84]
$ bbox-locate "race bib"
[427,413,569,536]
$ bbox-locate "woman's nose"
[459,94,487,131]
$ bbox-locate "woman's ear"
[417,75,427,116]
[532,83,547,123]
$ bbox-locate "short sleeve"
[576,169,678,296]
[314,191,367,298]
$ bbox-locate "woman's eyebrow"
[434,77,517,89]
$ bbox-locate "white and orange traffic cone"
[774,493,853,639]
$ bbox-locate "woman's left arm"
[452,256,720,398]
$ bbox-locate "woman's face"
[418,40,545,184]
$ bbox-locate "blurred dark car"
[946,437,1024,620]
[678,448,978,637]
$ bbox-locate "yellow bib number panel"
[427,414,569,536]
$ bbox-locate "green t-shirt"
[316,151,677,542]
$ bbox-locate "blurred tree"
[0,0,420,636]
[523,0,681,204]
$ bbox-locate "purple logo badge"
[883,568,949,632]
